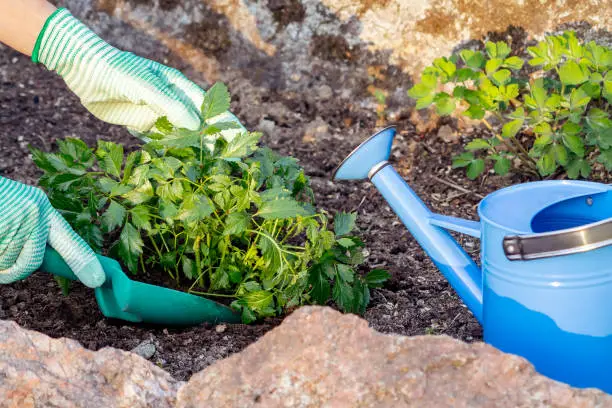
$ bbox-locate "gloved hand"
[32,7,245,140]
[0,177,105,288]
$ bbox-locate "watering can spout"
[333,127,483,323]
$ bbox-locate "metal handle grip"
[503,218,612,261]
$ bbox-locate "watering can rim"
[476,179,611,235]
[331,125,397,182]
[476,180,612,261]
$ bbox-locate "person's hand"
[32,8,245,140]
[0,177,105,288]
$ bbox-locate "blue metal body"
[333,127,612,393]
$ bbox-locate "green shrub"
[31,82,389,323]
[408,31,612,180]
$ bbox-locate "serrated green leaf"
[460,49,486,69]
[202,82,231,120]
[308,264,330,304]
[336,264,354,283]
[228,267,243,284]
[559,60,589,85]
[553,144,569,166]
[433,93,455,115]
[456,68,476,82]
[465,139,490,151]
[97,141,123,178]
[221,132,261,159]
[561,129,585,157]
[433,57,456,78]
[223,211,249,236]
[365,269,391,288]
[118,222,144,273]
[503,56,524,70]
[580,81,601,99]
[334,212,357,236]
[156,129,201,149]
[493,156,511,175]
[603,71,612,103]
[178,193,214,223]
[466,158,485,179]
[452,152,474,168]
[155,116,174,134]
[122,180,154,205]
[211,269,231,290]
[243,290,274,312]
[333,281,354,311]
[597,149,612,170]
[569,87,591,110]
[566,157,591,179]
[408,82,434,99]
[257,198,308,220]
[486,41,511,59]
[537,148,557,176]
[131,205,152,231]
[415,94,435,109]
[160,200,178,221]
[464,104,485,119]
[102,200,126,232]
[337,237,356,248]
[491,69,511,86]
[485,58,503,75]
[502,119,523,138]
[534,123,553,137]
[182,256,196,280]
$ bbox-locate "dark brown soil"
[0,10,562,381]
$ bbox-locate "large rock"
[60,0,612,81]
[178,306,612,407]
[0,320,180,408]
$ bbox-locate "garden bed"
[3,20,606,381]
[0,64,488,379]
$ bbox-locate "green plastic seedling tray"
[40,246,241,325]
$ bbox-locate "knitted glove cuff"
[32,7,108,73]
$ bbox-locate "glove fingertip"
[74,258,106,288]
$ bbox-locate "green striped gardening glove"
[0,177,105,288]
[32,7,245,139]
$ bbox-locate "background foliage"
[408,31,612,180]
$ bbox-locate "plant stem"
[482,118,540,176]
[188,290,237,298]
[194,236,203,287]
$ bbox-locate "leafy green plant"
[408,31,612,180]
[31,82,389,323]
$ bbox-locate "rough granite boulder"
[0,320,180,408]
[178,306,612,408]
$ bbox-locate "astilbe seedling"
[408,31,612,180]
[31,82,389,323]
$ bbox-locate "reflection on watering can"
[333,126,612,394]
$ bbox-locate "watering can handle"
[503,218,612,261]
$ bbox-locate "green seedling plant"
[31,82,389,323]
[408,31,612,180]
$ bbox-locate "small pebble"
[131,341,156,360]
[215,324,227,333]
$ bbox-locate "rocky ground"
[2,306,612,407]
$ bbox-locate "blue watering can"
[333,126,612,393]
